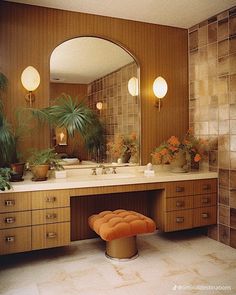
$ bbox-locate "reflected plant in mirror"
[49,36,140,164]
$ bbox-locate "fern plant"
[27,148,63,170]
[0,168,11,191]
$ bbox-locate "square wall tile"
[219,205,230,225]
[230,35,236,54]
[198,25,207,47]
[229,14,236,36]
[230,152,236,169]
[189,30,198,50]
[230,207,236,228]
[219,169,230,188]
[218,18,229,41]
[219,187,229,205]
[219,224,230,245]
[218,39,229,57]
[230,170,236,189]
[230,190,236,208]
[230,228,236,248]
[208,22,217,43]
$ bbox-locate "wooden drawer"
[0,211,31,229]
[0,227,31,255]
[32,207,70,225]
[165,181,193,198]
[193,179,217,195]
[32,222,70,250]
[166,196,193,212]
[193,206,217,227]
[165,210,193,232]
[193,193,217,208]
[0,192,31,213]
[32,190,70,209]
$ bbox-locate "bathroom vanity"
[0,168,217,255]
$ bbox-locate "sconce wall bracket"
[25,91,35,106]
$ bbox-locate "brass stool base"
[105,236,138,260]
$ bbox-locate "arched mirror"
[50,37,140,165]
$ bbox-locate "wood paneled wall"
[0,1,188,164]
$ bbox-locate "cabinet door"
[32,208,70,225]
[32,190,70,209]
[165,210,193,232]
[0,211,31,229]
[32,222,70,250]
[0,192,31,213]
[165,181,194,198]
[0,227,31,255]
[193,206,217,227]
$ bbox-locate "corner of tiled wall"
[188,6,236,248]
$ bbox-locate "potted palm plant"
[0,72,25,181]
[27,148,63,181]
[29,94,105,160]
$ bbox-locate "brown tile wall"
[87,62,140,162]
[189,6,236,248]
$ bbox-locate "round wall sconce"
[153,76,168,111]
[128,77,138,96]
[21,66,40,106]
[96,102,103,111]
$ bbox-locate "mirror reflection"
[50,37,140,165]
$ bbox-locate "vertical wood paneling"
[0,2,188,164]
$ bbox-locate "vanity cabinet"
[0,176,217,255]
[0,192,32,255]
[153,179,217,232]
[0,190,70,255]
[31,190,71,250]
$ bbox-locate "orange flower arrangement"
[107,133,138,159]
[152,130,208,166]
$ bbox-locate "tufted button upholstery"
[88,209,156,241]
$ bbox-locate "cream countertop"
[1,166,218,193]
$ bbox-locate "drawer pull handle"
[4,200,15,206]
[5,236,15,242]
[176,217,184,223]
[47,232,57,239]
[202,198,209,204]
[202,213,209,219]
[5,217,15,224]
[46,197,57,202]
[176,201,185,207]
[176,187,184,193]
[203,184,211,190]
[46,213,57,220]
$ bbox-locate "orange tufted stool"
[88,209,156,260]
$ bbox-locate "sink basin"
[94,173,137,180]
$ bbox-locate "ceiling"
[50,37,134,84]
[6,0,236,28]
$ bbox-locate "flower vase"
[170,150,187,173]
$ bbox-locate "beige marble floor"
[0,230,235,295]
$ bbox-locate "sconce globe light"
[21,66,40,106]
[96,102,103,111]
[153,76,168,111]
[128,77,138,96]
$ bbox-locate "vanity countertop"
[2,167,218,193]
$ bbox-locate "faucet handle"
[112,167,117,174]
[91,168,97,175]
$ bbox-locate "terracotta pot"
[10,162,25,182]
[31,164,50,180]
